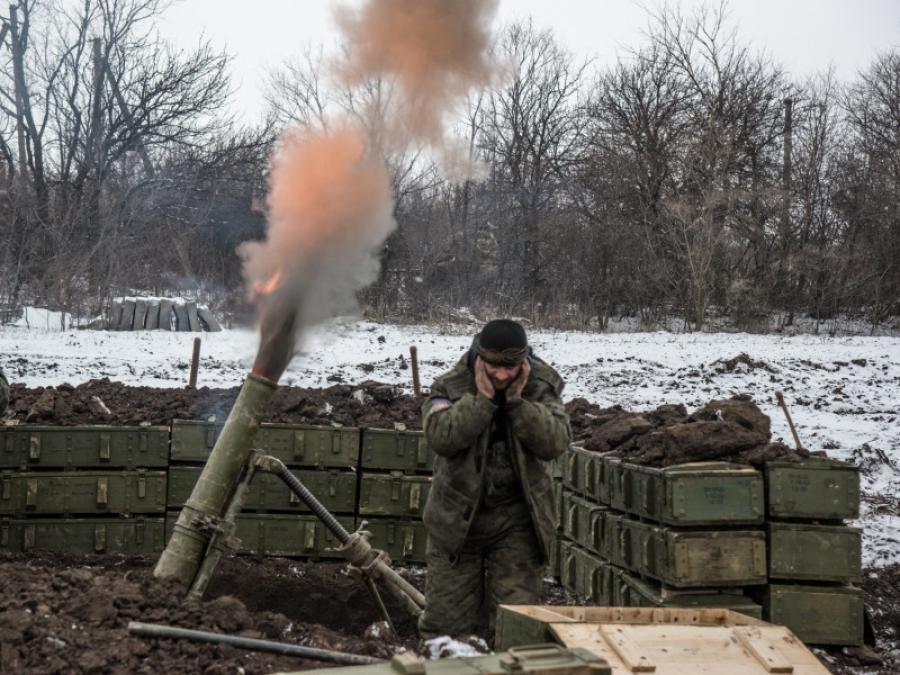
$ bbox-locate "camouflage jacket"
[421,350,571,561]
[0,369,7,413]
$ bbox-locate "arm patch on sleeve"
[429,397,452,412]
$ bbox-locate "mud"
[5,379,423,429]
[0,553,401,675]
[0,552,581,674]
[570,394,818,467]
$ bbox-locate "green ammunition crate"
[765,458,860,521]
[617,517,767,588]
[567,445,605,501]
[562,492,606,555]
[603,457,763,526]
[562,448,578,492]
[164,512,354,558]
[762,583,864,645]
[170,420,359,468]
[167,466,357,514]
[570,543,606,602]
[363,517,427,563]
[547,535,561,579]
[599,511,626,567]
[767,521,862,583]
[614,568,763,619]
[359,428,433,472]
[0,470,166,515]
[0,517,165,554]
[626,462,764,526]
[0,425,169,469]
[359,472,431,517]
[559,538,576,592]
[553,478,564,531]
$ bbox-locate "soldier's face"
[483,361,522,390]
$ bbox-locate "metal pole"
[775,391,803,451]
[410,345,421,397]
[188,337,201,389]
[127,622,383,665]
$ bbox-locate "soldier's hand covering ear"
[474,356,495,400]
[507,359,531,401]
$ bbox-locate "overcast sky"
[156,0,900,122]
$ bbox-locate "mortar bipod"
[187,450,425,632]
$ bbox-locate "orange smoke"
[336,0,497,153]
[241,127,394,380]
[241,0,497,382]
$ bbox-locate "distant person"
[418,319,571,638]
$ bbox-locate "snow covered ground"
[1,316,898,566]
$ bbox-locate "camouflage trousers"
[418,499,543,639]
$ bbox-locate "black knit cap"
[476,319,528,365]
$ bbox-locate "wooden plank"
[185,301,201,331]
[733,627,794,673]
[600,625,656,672]
[550,623,830,674]
[158,300,174,330]
[145,302,160,330]
[132,299,148,330]
[173,303,191,331]
[117,300,136,330]
[196,306,221,331]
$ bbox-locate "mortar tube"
[154,373,277,587]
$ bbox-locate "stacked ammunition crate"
[165,420,358,559]
[755,458,863,645]
[553,446,864,645]
[356,426,433,564]
[0,426,169,554]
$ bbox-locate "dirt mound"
[0,553,399,675]
[571,395,814,467]
[0,552,580,674]
[6,379,424,429]
[714,353,777,373]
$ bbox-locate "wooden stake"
[775,391,803,451]
[409,345,421,397]
[188,337,201,389]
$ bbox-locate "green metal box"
[166,466,357,514]
[170,420,359,468]
[767,521,862,583]
[0,470,167,515]
[559,538,576,592]
[164,512,354,558]
[562,492,606,555]
[599,511,626,567]
[0,425,169,469]
[762,583,864,646]
[359,428,433,472]
[617,517,767,588]
[0,517,165,554]
[614,567,763,618]
[358,472,431,517]
[765,458,860,521]
[603,457,764,526]
[627,462,764,526]
[363,517,427,563]
[567,445,605,502]
[570,543,606,602]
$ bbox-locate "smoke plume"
[241,0,498,381]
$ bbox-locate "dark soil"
[0,553,403,675]
[569,394,821,467]
[5,379,423,429]
[0,552,580,675]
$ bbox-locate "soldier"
[418,319,571,638]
